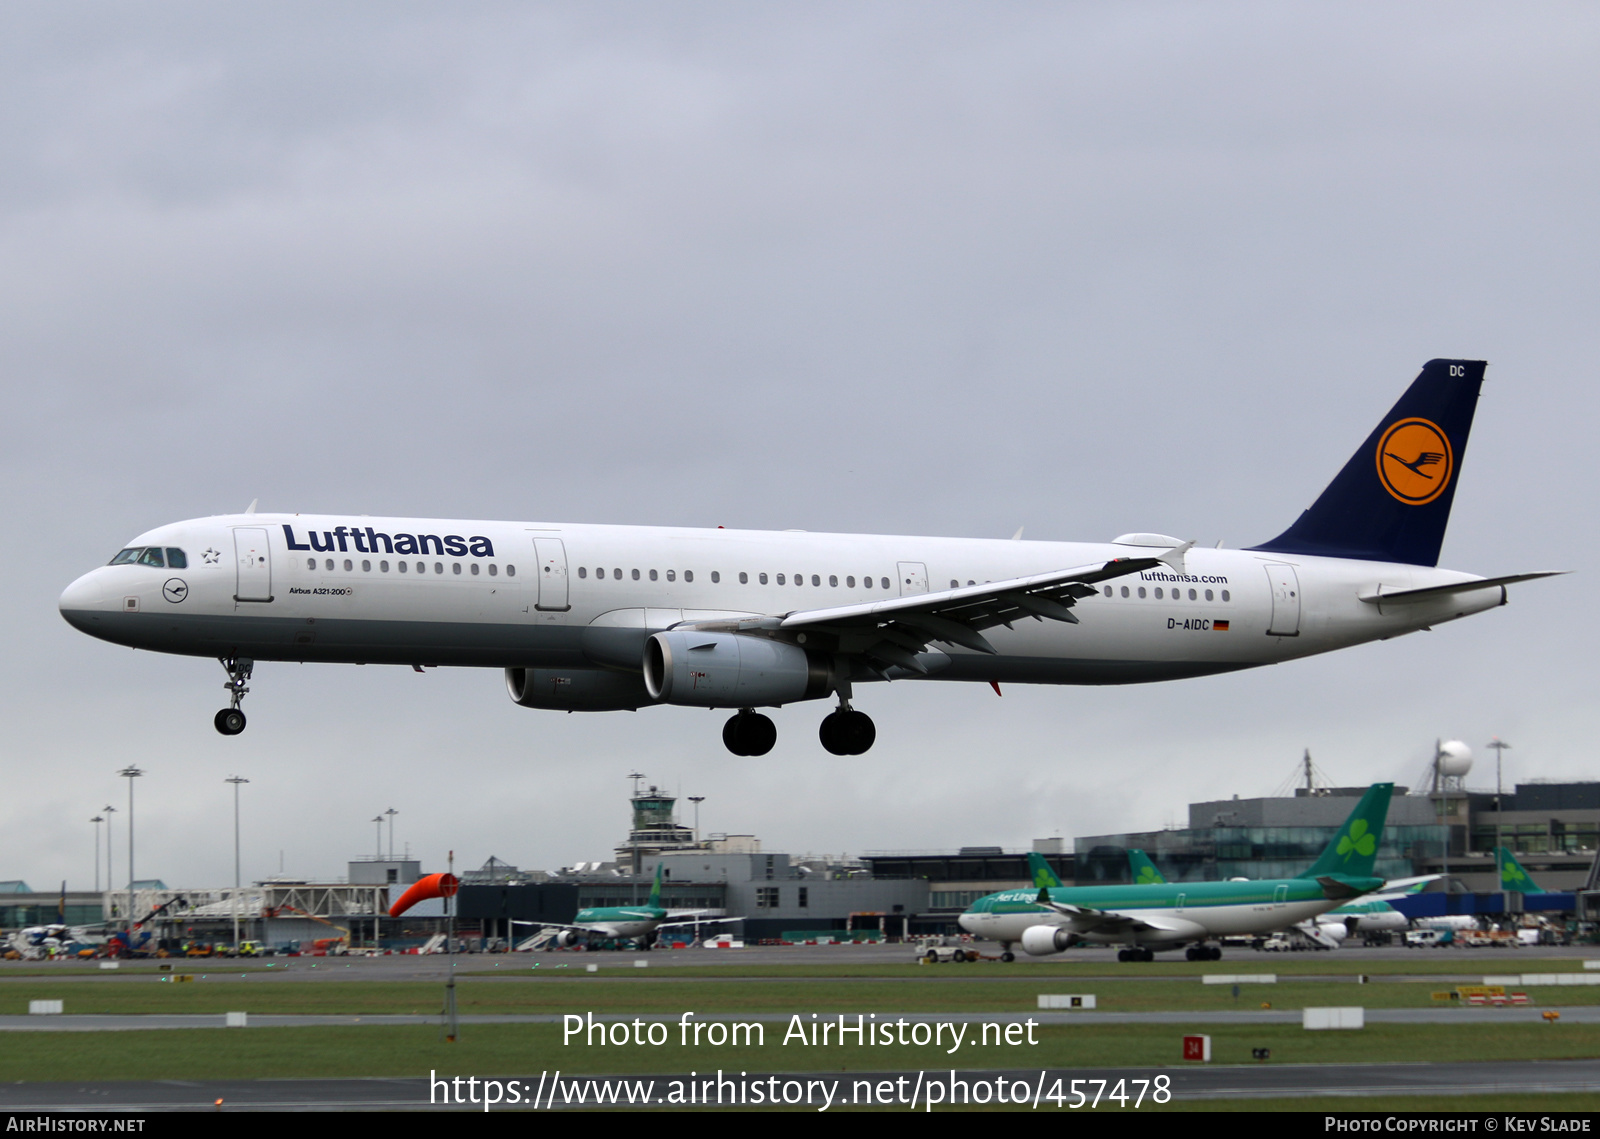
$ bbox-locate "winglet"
[1157,541,1195,577]
[245,498,258,515]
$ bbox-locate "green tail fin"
[648,862,663,908]
[1128,850,1166,885]
[1296,783,1395,880]
[1496,847,1543,894]
[1026,852,1063,889]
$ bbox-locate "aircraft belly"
[71,611,585,668]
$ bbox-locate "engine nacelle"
[553,929,585,948]
[1019,924,1075,957]
[642,631,832,708]
[505,668,649,712]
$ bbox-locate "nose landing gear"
[214,656,253,736]
[722,709,777,756]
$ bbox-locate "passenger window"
[1103,587,1112,598]
[416,562,425,573]
[399,561,409,573]
[759,573,768,585]
[667,570,676,582]
[776,574,786,585]
[1121,586,1129,597]
[649,569,658,581]
[811,574,820,587]
[166,548,187,569]
[794,573,802,586]
[1204,589,1213,601]
[611,568,619,580]
[507,565,516,577]
[489,564,498,576]
[739,572,748,584]
[326,559,335,571]
[1154,588,1163,599]
[1221,589,1230,602]
[632,569,640,581]
[471,563,479,576]
[950,580,959,589]
[344,559,353,571]
[362,560,371,572]
[1188,588,1196,600]
[1137,587,1146,598]
[434,562,443,574]
[380,560,390,572]
[711,571,720,583]
[578,567,587,578]
[453,563,462,575]
[829,575,838,587]
[306,558,316,570]
[846,576,855,588]
[967,580,975,586]
[138,548,165,568]
[880,577,889,590]
[684,570,693,582]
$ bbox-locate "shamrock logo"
[1337,819,1377,861]
[1502,860,1528,886]
[1136,866,1161,884]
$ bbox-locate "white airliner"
[59,360,1556,754]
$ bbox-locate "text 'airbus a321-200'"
[60,360,1558,755]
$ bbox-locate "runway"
[1,1060,1597,1110]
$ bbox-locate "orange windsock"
[389,873,460,917]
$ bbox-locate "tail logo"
[1376,418,1454,505]
[1336,819,1377,862]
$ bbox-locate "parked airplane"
[959,784,1394,961]
[58,359,1558,754]
[520,864,739,950]
[1306,877,1439,941]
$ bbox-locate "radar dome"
[1436,739,1473,777]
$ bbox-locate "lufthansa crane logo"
[162,578,189,604]
[1376,418,1453,505]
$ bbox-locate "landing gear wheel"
[819,709,875,755]
[216,656,254,736]
[1001,952,1015,963]
[214,708,246,736]
[722,711,776,756]
[1186,946,1200,962]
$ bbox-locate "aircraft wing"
[1031,896,1192,938]
[698,548,1191,675]
[657,912,744,930]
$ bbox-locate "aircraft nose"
[59,570,109,631]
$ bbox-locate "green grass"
[2,1021,1598,1083]
[4,975,1597,1015]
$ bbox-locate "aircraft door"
[1273,884,1289,908]
[1264,564,1301,636]
[897,562,929,597]
[233,528,273,602]
[533,538,570,612]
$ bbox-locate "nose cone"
[59,569,109,633]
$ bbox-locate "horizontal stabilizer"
[1358,572,1565,605]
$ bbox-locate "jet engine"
[1019,924,1076,956]
[553,930,585,948]
[642,631,832,708]
[505,668,649,712]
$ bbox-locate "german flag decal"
[1213,620,1230,631]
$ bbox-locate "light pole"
[688,796,705,845]
[227,777,249,949]
[385,808,398,861]
[102,806,116,918]
[373,816,384,859]
[1487,737,1512,852]
[91,816,104,893]
[117,767,143,936]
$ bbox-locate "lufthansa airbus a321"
[59,360,1557,755]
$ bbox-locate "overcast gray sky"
[4,2,1595,890]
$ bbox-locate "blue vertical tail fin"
[1248,360,1484,567]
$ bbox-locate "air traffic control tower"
[613,776,703,874]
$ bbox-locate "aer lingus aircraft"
[59,359,1558,755]
[1496,847,1547,894]
[516,864,739,950]
[960,783,1395,961]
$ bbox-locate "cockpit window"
[109,546,183,567]
[109,549,141,566]
[137,548,166,568]
[165,548,187,569]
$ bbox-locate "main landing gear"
[723,710,777,756]
[818,706,875,756]
[214,656,253,736]
[1118,948,1156,962]
[1185,944,1222,961]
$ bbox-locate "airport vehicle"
[959,784,1394,961]
[521,864,740,950]
[58,360,1558,755]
